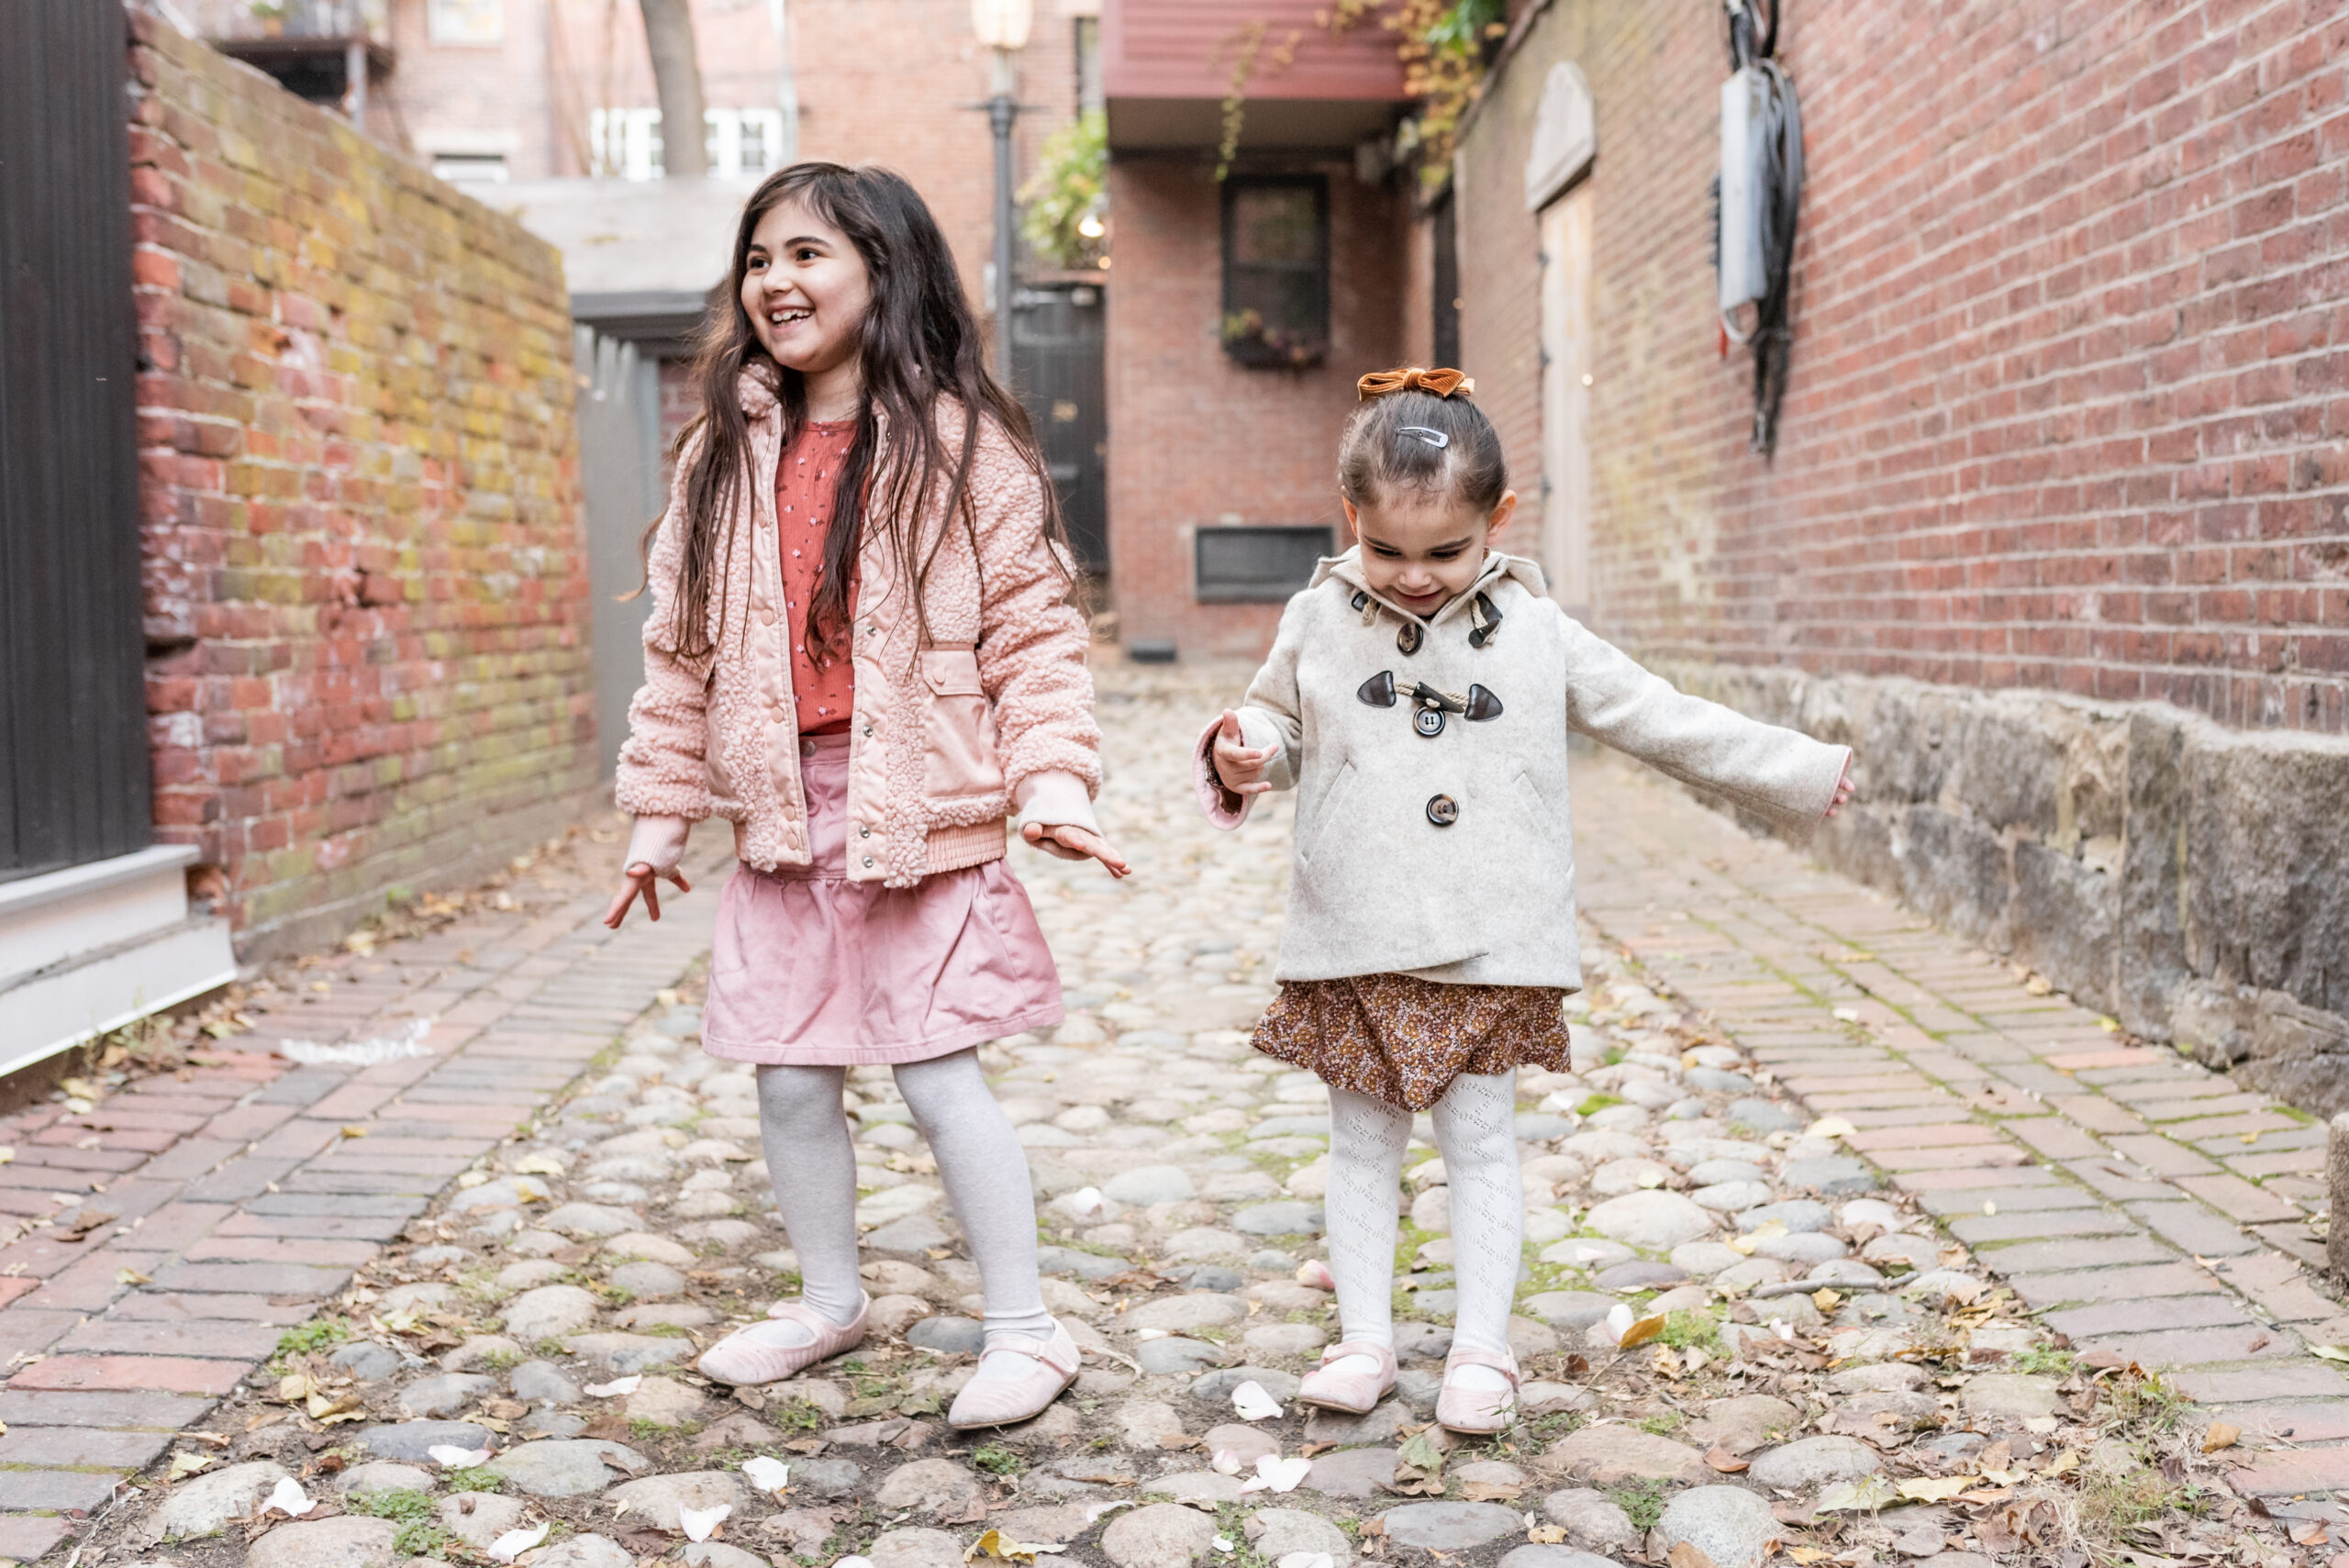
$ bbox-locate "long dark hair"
[647,161,1067,664]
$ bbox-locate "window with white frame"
[588,107,790,180]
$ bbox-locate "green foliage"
[2008,1345,2076,1377]
[446,1467,503,1494]
[776,1399,826,1431]
[1018,111,1107,270]
[1606,1477,1671,1533]
[1659,1307,1724,1353]
[273,1318,349,1362]
[1634,1410,1683,1436]
[1575,1094,1624,1117]
[971,1444,1028,1477]
[348,1487,435,1528]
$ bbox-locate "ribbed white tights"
[748,1051,1055,1381]
[1324,1071,1521,1392]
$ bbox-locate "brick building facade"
[1444,0,2349,1101]
[130,15,597,959]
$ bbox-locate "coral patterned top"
[775,418,860,735]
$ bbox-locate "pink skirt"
[700,732,1065,1065]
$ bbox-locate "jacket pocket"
[703,671,737,801]
[919,647,1004,797]
[1296,760,1357,868]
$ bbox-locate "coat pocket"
[703,670,737,802]
[919,647,1004,798]
[1296,760,1357,868]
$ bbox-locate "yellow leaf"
[1527,1526,1566,1544]
[513,1153,566,1177]
[1812,1289,1842,1312]
[2202,1421,2240,1453]
[0,1147,15,1164]
[963,1529,1067,1562]
[275,1373,312,1404]
[1806,1116,1856,1140]
[1897,1477,1974,1502]
[1787,1551,1830,1566]
[167,1451,215,1480]
[340,1125,367,1140]
[116,1267,151,1285]
[2043,1450,2081,1477]
[1619,1314,1668,1350]
[1666,1542,1720,1568]
[2098,1017,2121,1033]
[2312,1345,2349,1363]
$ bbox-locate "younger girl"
[1198,368,1851,1433]
[606,163,1126,1430]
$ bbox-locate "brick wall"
[1105,155,1408,657]
[130,15,596,959]
[1454,0,2349,734]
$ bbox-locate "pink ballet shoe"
[696,1295,869,1385]
[946,1319,1083,1429]
[1435,1346,1520,1434]
[1296,1341,1397,1416]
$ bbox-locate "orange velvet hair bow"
[1356,366,1476,402]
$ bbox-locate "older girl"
[1199,368,1851,1432]
[607,162,1125,1429]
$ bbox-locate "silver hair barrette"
[1397,426,1449,449]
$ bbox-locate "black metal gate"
[0,0,150,881]
[1010,284,1108,576]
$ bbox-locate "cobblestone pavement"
[12,662,2344,1567]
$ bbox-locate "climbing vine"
[1320,0,1506,183]
[1211,20,1303,181]
[1019,110,1107,269]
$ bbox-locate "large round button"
[1426,794,1459,827]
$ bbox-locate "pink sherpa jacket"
[613,369,1102,886]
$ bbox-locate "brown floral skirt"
[1251,973,1574,1112]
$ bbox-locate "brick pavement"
[1571,751,2349,1502]
[0,837,729,1564]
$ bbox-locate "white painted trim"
[0,845,196,918]
[1524,61,1597,212]
[0,916,238,1080]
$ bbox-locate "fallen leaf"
[1704,1446,1750,1473]
[116,1267,151,1285]
[512,1153,566,1177]
[2313,1345,2349,1364]
[1667,1542,1720,1568]
[339,1125,368,1140]
[1230,1380,1283,1421]
[964,1529,1069,1563]
[1785,1550,1830,1566]
[264,1476,315,1517]
[306,1389,364,1423]
[1806,1116,1856,1139]
[1895,1476,1972,1502]
[2042,1450,2080,1477]
[486,1521,550,1563]
[166,1451,214,1480]
[2202,1421,2241,1453]
[1459,1478,1521,1501]
[1815,1475,1898,1513]
[1812,1288,1842,1312]
[1526,1526,1567,1544]
[1618,1314,1668,1350]
[1386,1428,1446,1496]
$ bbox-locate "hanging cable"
[1717,0,1802,455]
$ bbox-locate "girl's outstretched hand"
[1021,820,1130,879]
[1825,756,1855,818]
[605,862,693,928]
[1211,708,1275,795]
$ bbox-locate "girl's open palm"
[605,862,693,929]
[1212,708,1275,795]
[1021,820,1130,879]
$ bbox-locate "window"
[589,107,790,180]
[1074,17,1103,115]
[429,0,503,44]
[1220,177,1329,369]
[1195,525,1333,603]
[431,152,508,183]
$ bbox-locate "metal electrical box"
[1718,64,1771,315]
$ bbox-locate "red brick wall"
[1105,155,1408,656]
[130,17,596,958]
[1453,0,2349,732]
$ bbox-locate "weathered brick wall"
[1105,155,1407,656]
[1451,0,2349,1096]
[130,14,596,959]
[1457,0,2349,733]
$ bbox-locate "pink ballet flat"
[1435,1346,1520,1434]
[1297,1340,1397,1416]
[946,1319,1083,1429]
[696,1295,869,1385]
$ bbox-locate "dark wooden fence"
[0,0,152,882]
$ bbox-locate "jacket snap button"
[1426,794,1459,828]
[859,825,871,839]
[863,725,874,738]
[757,606,776,626]
[863,855,874,868]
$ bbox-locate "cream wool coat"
[616,372,1101,885]
[1197,548,1851,988]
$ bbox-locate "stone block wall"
[128,14,597,959]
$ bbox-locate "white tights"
[1324,1071,1521,1391]
[743,1051,1055,1380]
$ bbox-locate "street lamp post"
[970,0,1033,381]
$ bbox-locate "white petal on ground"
[1230,1380,1283,1421]
[742,1455,791,1493]
[584,1374,643,1397]
[265,1476,314,1517]
[487,1522,551,1562]
[429,1443,493,1467]
[680,1503,731,1542]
